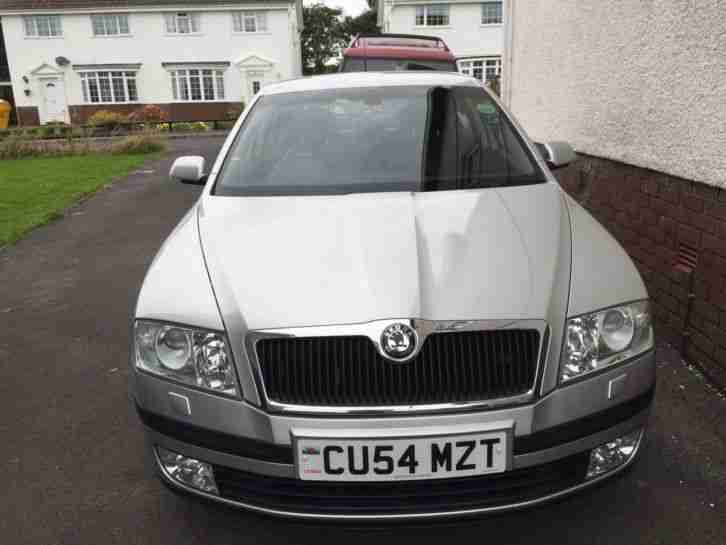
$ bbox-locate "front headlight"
[134,320,239,397]
[560,300,653,383]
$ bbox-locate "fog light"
[157,447,218,494]
[586,429,642,479]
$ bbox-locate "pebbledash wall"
[0,0,303,125]
[504,1,726,388]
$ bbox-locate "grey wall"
[504,0,726,189]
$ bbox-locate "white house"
[377,0,504,83]
[0,0,303,125]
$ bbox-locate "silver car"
[132,72,655,520]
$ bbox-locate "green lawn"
[0,154,152,246]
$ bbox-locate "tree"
[339,9,379,43]
[301,2,381,74]
[301,4,347,75]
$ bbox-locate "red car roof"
[343,34,456,62]
[343,46,456,62]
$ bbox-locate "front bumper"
[134,350,655,520]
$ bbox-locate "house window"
[481,2,503,24]
[170,69,225,101]
[80,71,138,103]
[459,57,502,82]
[23,15,62,37]
[91,14,130,36]
[233,11,268,33]
[415,5,449,26]
[252,80,261,94]
[165,12,201,34]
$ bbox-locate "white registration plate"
[295,431,508,482]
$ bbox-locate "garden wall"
[16,106,39,126]
[68,102,240,125]
[14,102,241,126]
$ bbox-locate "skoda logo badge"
[381,323,417,361]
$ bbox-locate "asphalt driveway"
[1,137,725,545]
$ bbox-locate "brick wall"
[557,155,726,389]
[68,102,240,125]
[13,103,241,126]
[16,106,39,126]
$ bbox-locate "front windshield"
[214,85,545,197]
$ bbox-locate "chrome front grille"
[254,327,541,410]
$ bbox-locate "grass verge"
[0,154,154,246]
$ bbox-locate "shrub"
[128,104,168,123]
[173,121,210,132]
[111,133,167,154]
[71,126,92,139]
[216,120,236,131]
[87,110,127,129]
[40,122,70,139]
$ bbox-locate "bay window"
[459,57,502,82]
[80,71,138,103]
[170,68,225,101]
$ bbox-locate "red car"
[340,33,457,73]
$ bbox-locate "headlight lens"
[156,327,193,370]
[134,320,239,397]
[560,300,653,383]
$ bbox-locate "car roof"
[343,33,456,62]
[261,72,481,96]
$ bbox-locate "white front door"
[39,77,67,123]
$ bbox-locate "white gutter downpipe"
[502,0,515,107]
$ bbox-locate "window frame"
[168,67,226,102]
[79,70,139,104]
[91,13,131,37]
[414,5,450,27]
[23,15,63,38]
[164,12,202,35]
[232,11,268,33]
[458,57,502,83]
[480,1,503,25]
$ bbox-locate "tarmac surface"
[1,137,724,545]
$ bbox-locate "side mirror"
[169,156,207,184]
[535,141,576,170]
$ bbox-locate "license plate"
[295,431,508,482]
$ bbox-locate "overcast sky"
[304,0,370,17]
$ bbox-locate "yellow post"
[0,100,11,129]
